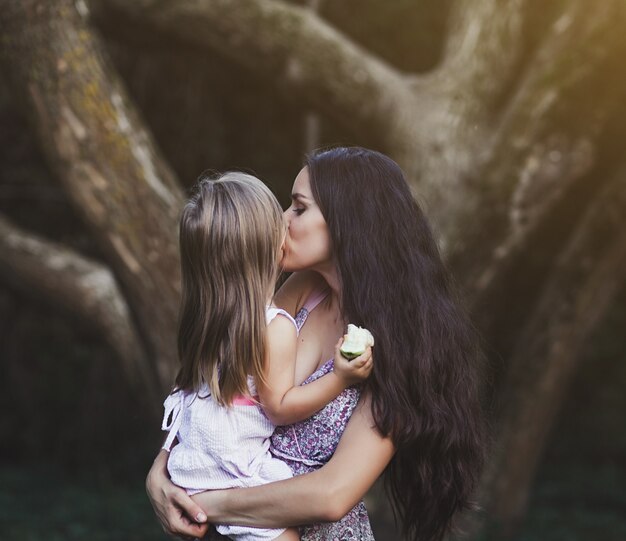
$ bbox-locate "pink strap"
[232,394,258,406]
[301,285,330,313]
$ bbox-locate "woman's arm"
[192,394,395,526]
[145,449,210,537]
[258,317,373,426]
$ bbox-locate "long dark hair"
[306,147,486,541]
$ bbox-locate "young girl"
[160,172,373,541]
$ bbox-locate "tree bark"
[90,0,626,279]
[438,0,527,112]
[0,0,185,394]
[468,170,626,539]
[407,0,528,177]
[0,213,160,414]
[90,0,414,153]
[462,0,626,296]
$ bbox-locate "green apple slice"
[340,324,374,360]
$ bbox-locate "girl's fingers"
[353,356,373,373]
[353,347,372,365]
[362,355,374,372]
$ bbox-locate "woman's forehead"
[292,167,311,195]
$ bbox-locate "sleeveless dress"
[271,287,375,540]
[162,307,298,541]
[207,287,375,540]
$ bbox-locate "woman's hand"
[333,338,373,386]
[146,449,209,538]
[191,393,395,527]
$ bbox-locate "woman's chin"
[280,257,300,273]
[279,255,291,271]
[280,249,294,269]
[281,251,311,273]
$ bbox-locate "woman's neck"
[314,263,341,301]
[313,264,344,323]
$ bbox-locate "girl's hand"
[333,338,373,386]
[146,450,209,538]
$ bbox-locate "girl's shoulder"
[265,307,298,356]
[274,271,326,317]
[266,306,298,332]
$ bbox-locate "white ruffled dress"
[161,307,297,541]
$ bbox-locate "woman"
[147,147,486,541]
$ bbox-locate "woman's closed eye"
[292,207,305,216]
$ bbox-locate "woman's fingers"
[173,489,207,524]
[145,450,208,538]
[168,490,209,537]
[169,512,208,538]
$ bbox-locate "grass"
[517,460,626,541]
[1,455,625,540]
[0,465,167,541]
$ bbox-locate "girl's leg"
[274,527,300,540]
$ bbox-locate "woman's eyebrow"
[291,192,310,202]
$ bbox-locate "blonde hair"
[174,171,285,406]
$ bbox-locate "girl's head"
[175,171,285,405]
[288,147,486,541]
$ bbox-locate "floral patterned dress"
[209,287,375,540]
[270,290,375,540]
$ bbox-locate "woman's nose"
[283,209,291,226]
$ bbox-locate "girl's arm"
[192,394,395,526]
[257,316,373,426]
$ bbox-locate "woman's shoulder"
[274,271,326,317]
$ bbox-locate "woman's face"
[282,167,332,272]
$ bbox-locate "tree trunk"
[0,213,160,415]
[460,0,626,296]
[92,0,413,154]
[0,0,185,394]
[2,1,626,534]
[90,0,626,292]
[469,171,626,539]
